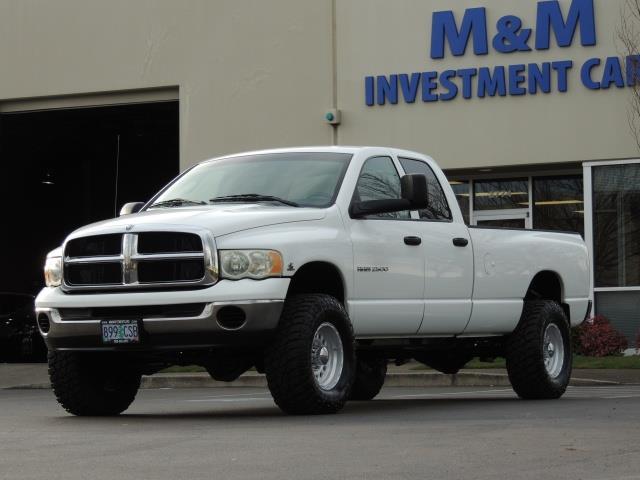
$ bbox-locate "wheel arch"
[285,261,346,305]
[524,270,570,320]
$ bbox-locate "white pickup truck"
[36,147,591,415]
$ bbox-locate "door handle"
[453,238,469,247]
[404,236,422,246]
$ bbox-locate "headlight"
[219,250,283,280]
[44,256,63,287]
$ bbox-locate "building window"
[533,176,584,236]
[449,180,470,224]
[473,179,529,210]
[593,164,640,288]
[594,291,640,344]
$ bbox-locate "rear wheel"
[506,301,572,399]
[48,351,141,416]
[264,294,355,415]
[349,357,387,401]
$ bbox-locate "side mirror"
[350,174,428,218]
[119,202,145,216]
[401,174,429,209]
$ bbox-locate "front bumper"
[35,278,289,351]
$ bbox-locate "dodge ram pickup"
[35,147,591,415]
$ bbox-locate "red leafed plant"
[576,315,628,357]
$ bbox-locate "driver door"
[347,156,425,336]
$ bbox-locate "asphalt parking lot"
[1,386,639,480]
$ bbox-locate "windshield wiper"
[149,198,207,208]
[209,194,299,207]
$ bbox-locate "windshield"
[149,152,352,209]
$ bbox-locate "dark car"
[0,293,47,362]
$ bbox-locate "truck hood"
[66,204,327,240]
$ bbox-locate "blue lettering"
[376,75,398,105]
[536,0,596,50]
[477,66,507,97]
[365,76,375,106]
[399,73,421,103]
[439,70,459,101]
[509,64,527,95]
[422,72,439,102]
[493,15,532,53]
[581,58,601,89]
[457,68,478,99]
[601,56,625,89]
[626,55,640,86]
[431,7,488,59]
[528,63,551,94]
[552,60,573,92]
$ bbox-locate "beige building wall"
[0,0,636,171]
[336,0,638,170]
[0,0,335,169]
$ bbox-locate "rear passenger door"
[398,157,474,335]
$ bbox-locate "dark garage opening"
[0,101,179,298]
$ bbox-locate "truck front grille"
[137,259,204,283]
[66,234,122,257]
[62,230,217,292]
[65,262,123,286]
[137,232,203,254]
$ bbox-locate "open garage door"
[0,101,179,297]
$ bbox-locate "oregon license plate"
[101,320,140,344]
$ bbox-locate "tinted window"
[399,158,452,221]
[449,179,470,224]
[533,176,584,236]
[593,164,640,287]
[354,156,409,220]
[473,178,529,210]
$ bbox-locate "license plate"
[101,320,140,344]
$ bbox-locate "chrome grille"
[62,229,218,291]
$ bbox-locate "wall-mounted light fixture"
[41,171,55,185]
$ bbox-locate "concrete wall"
[0,0,637,171]
[0,0,335,169]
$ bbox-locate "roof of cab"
[200,146,433,164]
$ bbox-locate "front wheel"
[506,301,572,399]
[264,294,355,415]
[49,351,141,416]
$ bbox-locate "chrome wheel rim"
[543,323,565,379]
[311,322,344,391]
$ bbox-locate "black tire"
[264,294,356,415]
[349,357,387,401]
[48,351,141,416]
[506,300,572,400]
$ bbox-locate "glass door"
[471,178,531,229]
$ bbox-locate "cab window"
[399,157,452,221]
[353,156,410,220]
